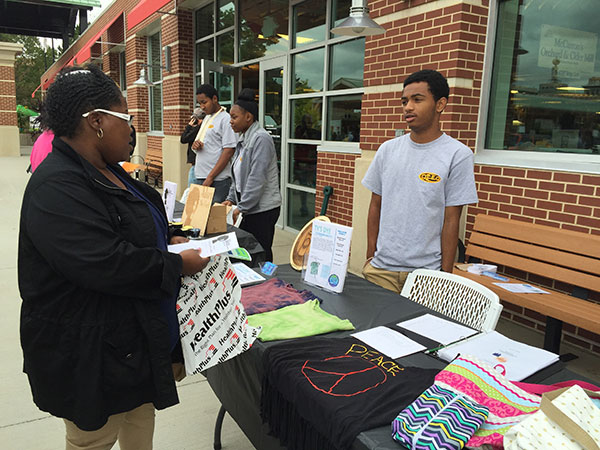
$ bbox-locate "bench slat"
[467,244,600,292]
[454,269,600,334]
[473,214,600,259]
[469,232,600,276]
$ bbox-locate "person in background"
[180,107,205,187]
[224,88,281,262]
[29,128,54,173]
[18,65,209,450]
[193,84,237,202]
[362,69,478,293]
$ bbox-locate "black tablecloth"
[204,265,588,450]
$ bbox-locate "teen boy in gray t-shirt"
[361,70,478,293]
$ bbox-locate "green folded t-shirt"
[248,299,355,341]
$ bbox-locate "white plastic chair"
[400,269,503,332]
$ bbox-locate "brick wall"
[315,152,358,226]
[361,0,488,151]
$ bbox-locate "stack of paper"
[437,331,559,381]
[397,314,478,345]
[351,326,426,359]
[232,263,265,286]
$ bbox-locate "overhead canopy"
[74,13,121,64]
[127,0,171,30]
[0,0,101,42]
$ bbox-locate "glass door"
[259,56,288,228]
[200,59,240,110]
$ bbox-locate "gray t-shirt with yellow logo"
[362,133,478,272]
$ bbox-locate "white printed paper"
[397,314,478,345]
[232,263,265,286]
[162,181,177,222]
[438,331,559,381]
[168,232,239,257]
[177,255,261,374]
[303,221,352,293]
[352,326,426,359]
[492,283,550,294]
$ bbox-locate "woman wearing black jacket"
[18,66,209,449]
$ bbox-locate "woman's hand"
[180,249,210,275]
[170,236,189,245]
[222,200,233,206]
[188,117,198,126]
[192,141,203,151]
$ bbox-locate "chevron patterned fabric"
[392,384,489,449]
[434,355,542,449]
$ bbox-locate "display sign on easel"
[303,221,352,293]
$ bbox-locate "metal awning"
[0,0,100,42]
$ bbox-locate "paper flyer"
[232,262,265,286]
[177,255,261,374]
[168,232,239,257]
[303,221,352,293]
[162,181,177,222]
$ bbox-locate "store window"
[292,48,325,93]
[486,0,600,154]
[118,51,127,94]
[148,32,163,132]
[239,0,289,61]
[293,0,327,48]
[194,1,236,66]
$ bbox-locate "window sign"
[486,0,600,155]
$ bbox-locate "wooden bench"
[454,213,600,354]
[144,148,163,187]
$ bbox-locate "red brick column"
[0,42,23,156]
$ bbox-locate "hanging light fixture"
[133,47,172,87]
[331,0,385,37]
[133,68,154,87]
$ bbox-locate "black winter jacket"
[180,124,200,164]
[18,138,183,431]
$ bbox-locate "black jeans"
[240,207,280,262]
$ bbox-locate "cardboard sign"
[181,184,215,235]
[177,255,261,374]
[205,204,230,235]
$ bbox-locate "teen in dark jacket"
[180,108,204,186]
[18,65,208,449]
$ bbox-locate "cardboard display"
[181,184,215,235]
[205,204,230,235]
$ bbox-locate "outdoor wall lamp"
[331,0,385,37]
[133,46,172,86]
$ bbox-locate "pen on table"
[425,344,445,355]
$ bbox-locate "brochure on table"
[303,220,352,293]
[437,330,559,381]
[232,262,265,286]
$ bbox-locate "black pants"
[240,207,280,262]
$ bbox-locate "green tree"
[0,34,54,111]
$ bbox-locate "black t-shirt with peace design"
[260,336,440,450]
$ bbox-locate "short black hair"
[196,84,218,99]
[39,65,123,138]
[403,69,449,102]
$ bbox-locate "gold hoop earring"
[97,128,104,139]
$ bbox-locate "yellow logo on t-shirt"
[419,172,441,183]
[208,125,214,129]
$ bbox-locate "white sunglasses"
[82,109,134,126]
